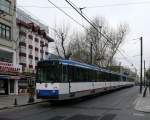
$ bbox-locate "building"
[16,8,54,73]
[0,0,21,95]
[16,8,54,93]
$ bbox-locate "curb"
[134,95,150,113]
[0,100,49,111]
[135,107,150,113]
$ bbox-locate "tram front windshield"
[37,64,61,83]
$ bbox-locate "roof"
[38,59,128,77]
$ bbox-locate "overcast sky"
[17,0,150,73]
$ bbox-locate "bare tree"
[52,23,72,59]
[106,24,129,66]
[84,17,129,67]
[50,17,129,66]
[69,32,90,63]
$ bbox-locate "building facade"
[16,8,54,74]
[16,8,54,93]
[0,0,21,95]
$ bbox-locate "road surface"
[0,86,149,120]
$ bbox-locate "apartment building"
[0,0,21,95]
[16,8,54,92]
[16,8,54,74]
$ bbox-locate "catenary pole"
[140,37,143,93]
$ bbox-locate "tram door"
[68,66,74,97]
[62,65,70,94]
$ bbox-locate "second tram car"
[36,59,134,100]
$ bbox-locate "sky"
[17,0,150,73]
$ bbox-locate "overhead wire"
[65,0,113,45]
[17,0,139,68]
[17,0,150,9]
[47,0,87,30]
[65,0,139,68]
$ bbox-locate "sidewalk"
[135,87,150,112]
[0,94,45,110]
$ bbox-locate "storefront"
[0,61,21,95]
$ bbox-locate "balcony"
[40,41,44,45]
[29,45,33,49]
[40,50,44,53]
[28,34,33,40]
[19,42,26,47]
[20,47,26,53]
[29,64,33,68]
[35,38,39,42]
[35,47,39,51]
[45,52,48,55]
[17,19,29,28]
[29,55,33,59]
[0,0,10,15]
[35,57,39,60]
[45,43,48,47]
[19,63,26,67]
[19,52,26,57]
[19,31,26,37]
[28,22,40,33]
[19,36,26,43]
[19,56,26,64]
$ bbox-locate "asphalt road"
[0,86,150,120]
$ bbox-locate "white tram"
[36,59,134,100]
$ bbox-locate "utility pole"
[90,42,93,64]
[144,60,146,87]
[140,36,143,94]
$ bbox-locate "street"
[0,86,149,120]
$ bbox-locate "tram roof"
[39,59,127,77]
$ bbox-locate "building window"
[20,56,26,64]
[35,59,38,65]
[29,58,32,65]
[28,48,32,55]
[20,46,26,53]
[0,23,11,40]
[28,34,33,40]
[35,51,39,57]
[0,0,11,14]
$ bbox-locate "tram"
[36,59,134,100]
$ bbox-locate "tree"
[52,23,72,59]
[69,32,90,63]
[84,17,129,67]
[50,17,129,67]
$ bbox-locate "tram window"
[74,67,77,82]
[47,65,60,82]
[63,65,68,82]
[68,66,74,82]
[96,71,99,82]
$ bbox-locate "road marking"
[133,113,144,117]
[133,97,139,105]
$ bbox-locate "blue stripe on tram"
[37,90,59,96]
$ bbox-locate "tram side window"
[123,77,127,81]
[47,65,60,82]
[80,68,84,82]
[112,74,116,81]
[89,70,92,82]
[68,66,74,82]
[63,66,68,82]
[103,72,107,82]
[96,71,99,82]
[75,67,80,82]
